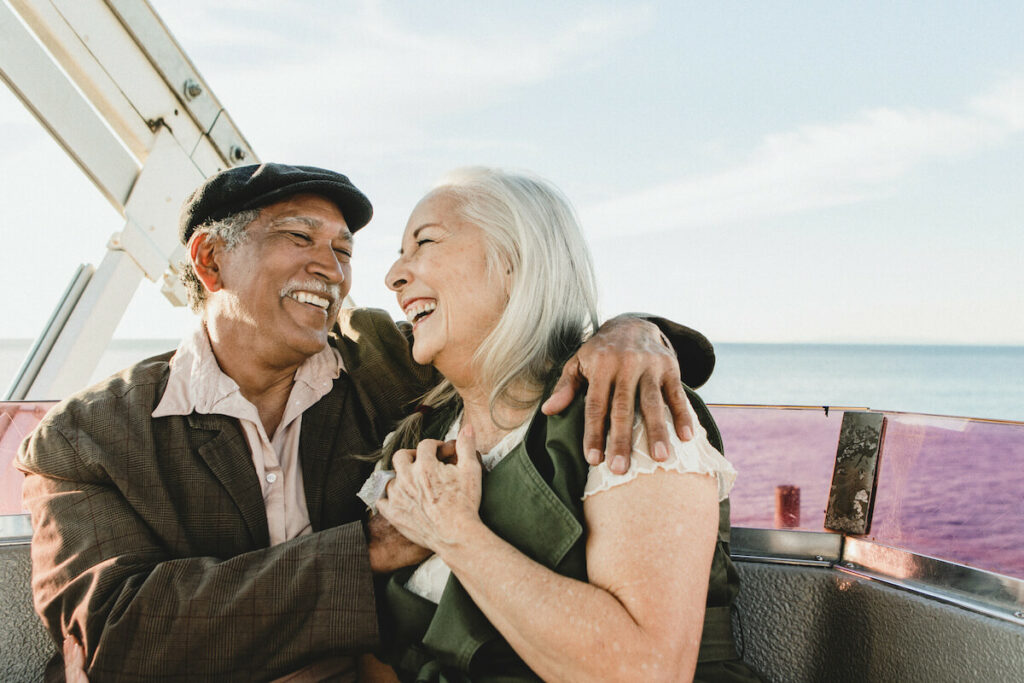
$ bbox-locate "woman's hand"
[376,425,484,554]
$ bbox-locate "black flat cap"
[179,162,373,244]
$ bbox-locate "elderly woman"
[362,168,757,682]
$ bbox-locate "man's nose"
[309,243,346,284]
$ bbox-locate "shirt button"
[266,473,278,484]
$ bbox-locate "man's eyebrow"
[270,216,353,243]
[269,215,322,230]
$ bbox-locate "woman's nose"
[385,259,409,291]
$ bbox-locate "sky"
[1,1,1022,345]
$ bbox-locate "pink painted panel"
[710,405,842,531]
[869,413,1024,579]
[710,405,1024,579]
[0,402,57,514]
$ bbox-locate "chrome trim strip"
[732,555,835,569]
[708,403,1024,426]
[0,513,32,545]
[731,527,843,565]
[841,537,1024,626]
[731,528,1024,626]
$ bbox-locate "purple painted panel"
[869,413,1024,579]
[710,405,843,531]
[711,404,1024,579]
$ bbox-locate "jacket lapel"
[299,377,350,531]
[188,413,269,547]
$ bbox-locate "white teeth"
[292,291,330,309]
[404,300,437,323]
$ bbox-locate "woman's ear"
[189,234,223,294]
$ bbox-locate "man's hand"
[541,315,694,474]
[367,513,432,573]
[64,635,89,683]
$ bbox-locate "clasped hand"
[376,424,483,555]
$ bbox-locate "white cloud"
[580,77,1024,238]
[159,1,653,158]
[969,76,1024,128]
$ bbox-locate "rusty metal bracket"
[825,411,886,535]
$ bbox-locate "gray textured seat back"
[1,542,53,682]
[5,542,1024,681]
[734,561,1024,682]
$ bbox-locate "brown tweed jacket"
[18,308,434,681]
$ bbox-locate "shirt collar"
[152,321,344,419]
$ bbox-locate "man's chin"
[287,328,331,359]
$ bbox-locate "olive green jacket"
[378,389,757,682]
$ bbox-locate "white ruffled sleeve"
[356,431,398,513]
[583,401,736,501]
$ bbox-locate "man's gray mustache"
[279,280,341,305]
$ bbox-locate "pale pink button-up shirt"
[153,323,344,546]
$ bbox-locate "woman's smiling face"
[386,191,509,383]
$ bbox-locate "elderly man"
[19,163,715,681]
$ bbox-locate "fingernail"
[586,449,602,465]
[654,441,669,461]
[611,455,627,474]
[681,425,694,441]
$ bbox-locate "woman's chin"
[411,344,436,367]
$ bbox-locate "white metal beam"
[1,0,260,399]
[0,0,140,210]
[121,128,206,280]
[25,249,144,399]
[48,0,206,155]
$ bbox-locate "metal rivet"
[844,562,855,569]
[230,146,247,162]
[815,555,824,562]
[183,79,202,100]
[1015,611,1024,619]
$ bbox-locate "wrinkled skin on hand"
[367,513,432,573]
[376,426,483,554]
[541,315,694,473]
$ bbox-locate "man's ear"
[190,234,224,294]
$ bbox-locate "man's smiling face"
[214,193,352,366]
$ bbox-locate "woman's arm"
[377,426,720,683]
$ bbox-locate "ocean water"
[701,343,1024,422]
[2,339,1023,421]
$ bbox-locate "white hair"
[380,167,599,461]
[179,209,260,312]
[436,166,599,411]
